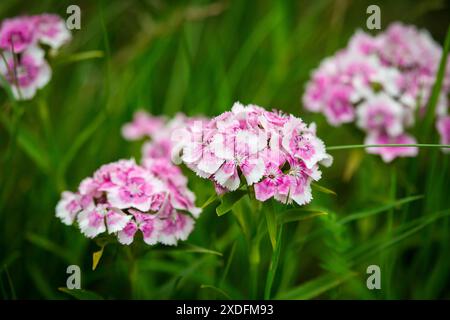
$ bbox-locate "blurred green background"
[1,0,449,299]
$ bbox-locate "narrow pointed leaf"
[311,183,337,196]
[58,287,104,300]
[216,190,247,216]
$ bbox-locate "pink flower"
[303,22,450,162]
[437,116,450,153]
[348,30,379,55]
[0,46,51,100]
[365,132,418,163]
[78,204,130,238]
[143,157,201,217]
[107,166,165,212]
[158,212,194,246]
[32,14,71,50]
[0,16,36,53]
[282,117,332,169]
[56,158,201,246]
[180,102,332,206]
[303,72,330,112]
[356,93,405,136]
[0,14,72,100]
[56,192,82,225]
[254,162,285,202]
[378,23,441,70]
[121,111,166,140]
[142,139,172,159]
[117,220,139,245]
[254,156,321,205]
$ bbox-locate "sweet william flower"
[0,16,36,53]
[356,93,406,137]
[56,191,82,225]
[365,132,418,163]
[0,46,51,100]
[0,13,71,100]
[179,102,332,206]
[55,159,201,246]
[143,157,201,218]
[0,14,71,53]
[282,117,330,169]
[122,111,204,217]
[303,23,450,162]
[32,14,71,51]
[77,204,131,238]
[121,111,166,141]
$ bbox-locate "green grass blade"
[58,287,104,300]
[423,23,450,136]
[216,190,247,216]
[276,271,357,300]
[264,225,283,300]
[26,233,74,263]
[265,205,278,249]
[200,284,232,299]
[311,183,337,196]
[277,208,328,225]
[339,195,423,224]
[220,241,237,287]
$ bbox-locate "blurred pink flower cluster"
[303,23,450,162]
[56,158,200,246]
[177,102,332,205]
[122,111,208,161]
[0,14,71,100]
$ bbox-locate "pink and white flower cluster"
[122,111,209,161]
[177,102,332,205]
[0,14,71,100]
[303,23,450,162]
[56,159,200,246]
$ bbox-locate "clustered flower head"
[177,102,332,206]
[122,110,208,161]
[0,14,71,100]
[56,158,200,246]
[303,22,450,162]
[122,110,203,218]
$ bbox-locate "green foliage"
[0,0,449,300]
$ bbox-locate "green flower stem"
[264,221,283,300]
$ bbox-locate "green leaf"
[58,112,106,182]
[28,263,57,299]
[311,183,337,196]
[25,233,73,263]
[276,271,357,300]
[58,287,104,300]
[92,246,104,271]
[53,50,104,65]
[277,208,328,225]
[0,113,50,173]
[264,225,283,300]
[216,190,247,216]
[265,205,278,249]
[346,209,450,263]
[201,193,219,209]
[339,195,423,224]
[423,23,450,136]
[342,149,364,181]
[171,244,223,256]
[220,241,237,287]
[200,285,232,299]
